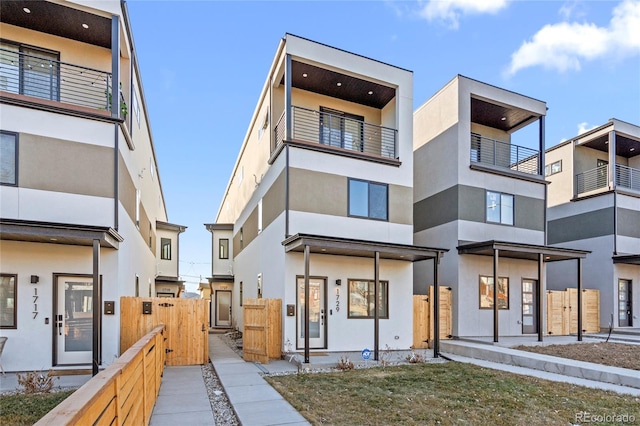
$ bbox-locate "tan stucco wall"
[414,78,458,150]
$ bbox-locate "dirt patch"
[513,342,640,371]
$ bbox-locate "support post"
[577,257,583,342]
[374,251,380,361]
[304,244,310,363]
[537,253,544,342]
[608,130,616,189]
[92,239,101,376]
[285,54,292,141]
[110,15,120,118]
[433,253,440,358]
[493,248,499,343]
[539,116,546,176]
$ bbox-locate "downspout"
[610,131,618,255]
[540,116,547,245]
[114,124,119,230]
[284,53,292,238]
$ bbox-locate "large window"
[219,239,229,259]
[0,42,60,101]
[0,274,17,328]
[479,276,509,310]
[161,238,171,260]
[348,179,388,220]
[486,190,514,225]
[348,279,389,319]
[0,131,17,186]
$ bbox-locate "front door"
[619,279,632,327]
[215,290,232,327]
[522,279,538,334]
[55,275,93,365]
[297,277,326,349]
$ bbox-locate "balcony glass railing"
[0,48,116,112]
[470,134,540,175]
[274,106,397,159]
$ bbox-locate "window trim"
[0,131,18,186]
[160,238,172,260]
[219,238,229,259]
[0,273,17,329]
[479,275,510,310]
[485,190,514,226]
[347,178,389,221]
[347,279,389,319]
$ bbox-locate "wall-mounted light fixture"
[30,275,39,284]
[335,279,341,286]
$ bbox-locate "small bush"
[336,355,354,371]
[16,370,58,394]
[406,351,426,364]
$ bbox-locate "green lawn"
[265,362,639,425]
[0,390,75,426]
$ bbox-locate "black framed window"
[486,190,514,225]
[348,178,388,220]
[0,274,17,328]
[0,42,60,101]
[0,131,18,186]
[220,238,229,259]
[347,279,388,319]
[479,275,509,310]
[545,160,562,177]
[161,238,171,260]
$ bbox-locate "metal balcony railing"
[576,165,609,195]
[0,48,116,112]
[470,134,540,175]
[616,164,640,192]
[274,106,397,159]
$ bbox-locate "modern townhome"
[0,0,181,372]
[155,221,187,297]
[209,33,446,361]
[546,119,640,330]
[413,75,589,342]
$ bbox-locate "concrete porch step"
[440,340,640,389]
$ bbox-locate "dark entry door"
[522,279,537,334]
[619,279,632,327]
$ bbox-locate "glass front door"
[297,277,326,349]
[521,279,537,334]
[56,276,93,365]
[215,290,232,327]
[619,279,632,327]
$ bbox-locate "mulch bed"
[513,342,640,370]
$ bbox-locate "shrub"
[336,355,354,371]
[16,370,58,394]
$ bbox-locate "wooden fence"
[120,297,209,366]
[35,325,165,426]
[413,286,453,349]
[547,289,600,335]
[243,298,282,364]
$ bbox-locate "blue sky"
[126,0,640,292]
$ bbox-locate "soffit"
[471,97,539,133]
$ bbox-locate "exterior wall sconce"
[335,279,341,286]
[30,275,39,284]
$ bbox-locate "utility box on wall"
[142,301,152,315]
[104,301,115,315]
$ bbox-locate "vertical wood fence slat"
[412,286,452,349]
[548,289,599,335]
[243,298,282,364]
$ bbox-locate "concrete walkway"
[209,335,309,426]
[149,365,215,425]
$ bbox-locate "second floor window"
[219,239,229,259]
[0,131,17,186]
[161,238,171,260]
[0,42,60,101]
[486,190,514,225]
[348,178,388,221]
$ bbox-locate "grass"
[0,390,75,426]
[513,342,640,371]
[265,362,639,425]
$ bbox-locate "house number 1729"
[335,288,340,312]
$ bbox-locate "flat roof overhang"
[613,254,640,265]
[0,219,123,249]
[208,275,235,283]
[457,240,590,262]
[155,276,184,284]
[283,233,448,261]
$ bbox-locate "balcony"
[575,164,640,196]
[0,48,124,117]
[274,106,398,160]
[470,134,540,175]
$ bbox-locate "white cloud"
[418,0,510,29]
[558,0,585,20]
[506,0,640,76]
[577,122,597,135]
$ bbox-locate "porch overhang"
[208,275,235,283]
[457,240,590,262]
[282,233,448,261]
[613,254,640,265]
[0,219,123,249]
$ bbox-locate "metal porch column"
[374,251,380,361]
[577,258,583,342]
[304,244,310,363]
[92,239,101,376]
[537,253,544,342]
[493,248,499,343]
[433,253,441,358]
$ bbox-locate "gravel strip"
[202,362,239,426]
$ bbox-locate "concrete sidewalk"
[209,335,309,426]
